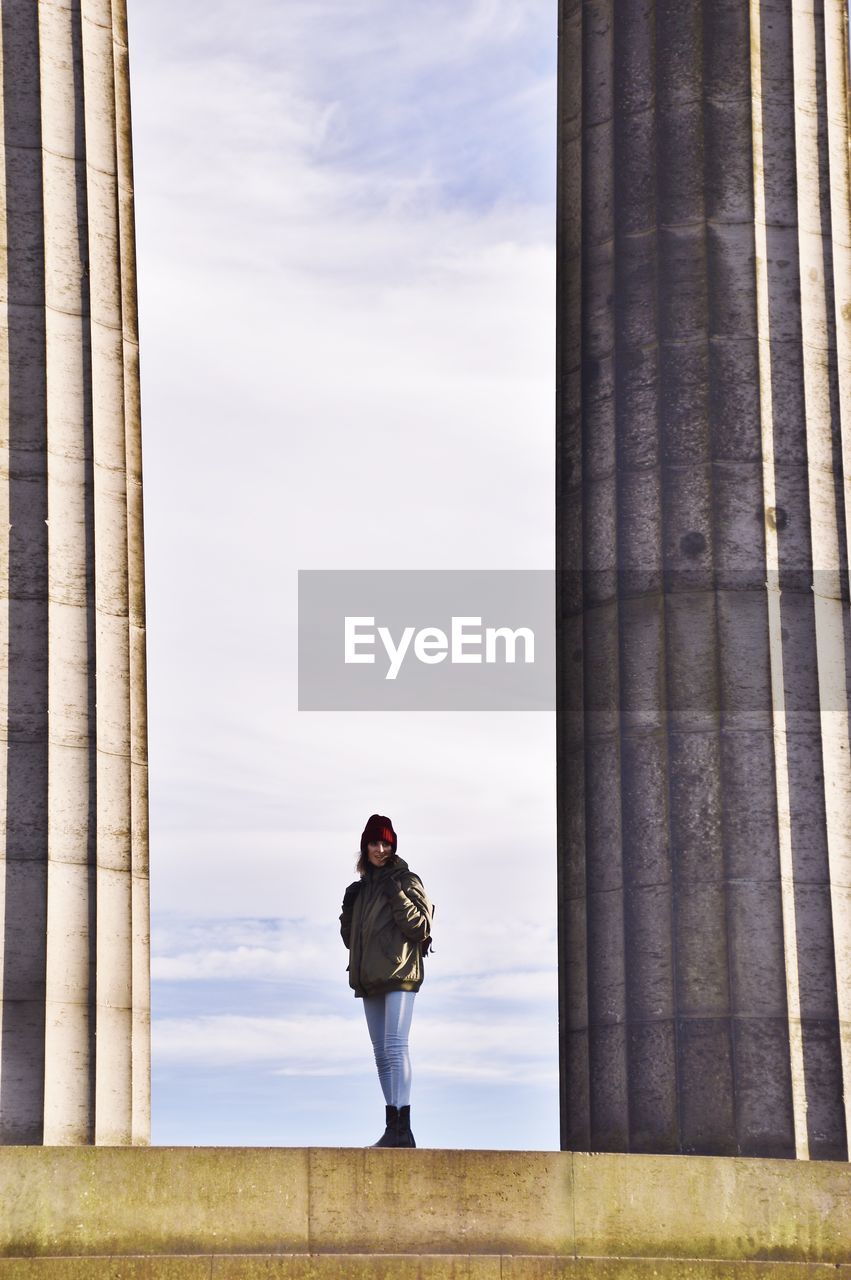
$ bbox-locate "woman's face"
[366,840,392,868]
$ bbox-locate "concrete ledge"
[0,1258,849,1279]
[0,1148,848,1271]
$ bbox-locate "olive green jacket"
[339,856,433,998]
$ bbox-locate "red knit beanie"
[360,813,397,854]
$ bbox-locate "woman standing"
[339,813,433,1148]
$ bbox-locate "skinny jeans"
[362,990,416,1107]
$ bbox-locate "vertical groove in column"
[559,0,849,1161]
[770,0,841,1163]
[613,0,678,1155]
[749,0,810,1160]
[0,68,5,1126]
[40,0,97,1146]
[581,0,629,1153]
[0,4,6,1129]
[823,0,851,580]
[759,0,843,1164]
[0,0,49,1145]
[821,0,851,1153]
[791,0,850,1159]
[0,0,145,1145]
[80,0,132,1146]
[705,0,796,1159]
[657,0,736,1156]
[556,0,588,1152]
[111,0,149,1147]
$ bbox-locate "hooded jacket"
[339,855,433,998]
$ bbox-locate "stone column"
[0,0,149,1144]
[556,0,850,1158]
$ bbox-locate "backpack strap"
[422,903,435,956]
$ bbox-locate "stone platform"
[0,1148,848,1277]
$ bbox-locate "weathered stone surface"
[555,0,851,1157]
[0,1148,310,1256]
[0,0,149,1146]
[212,1257,502,1279]
[572,1153,851,1263]
[0,1257,847,1279]
[308,1149,572,1256]
[0,1148,848,1267]
[501,1263,851,1280]
[0,1262,209,1279]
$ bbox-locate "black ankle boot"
[396,1104,416,1148]
[372,1104,399,1147]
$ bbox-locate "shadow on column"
[1,0,49,1144]
[759,0,848,1163]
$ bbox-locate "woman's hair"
[356,849,401,877]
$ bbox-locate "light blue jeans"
[362,990,416,1107]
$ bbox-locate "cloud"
[130,0,559,1145]
[152,943,557,1004]
[152,912,557,1007]
[130,0,555,215]
[153,944,322,983]
[432,969,558,1003]
[153,1009,558,1086]
[149,716,556,926]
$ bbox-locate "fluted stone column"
[556,0,850,1158]
[0,0,149,1144]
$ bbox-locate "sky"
[128,0,559,1149]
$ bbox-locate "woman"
[339,813,433,1148]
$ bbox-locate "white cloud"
[131,0,559,1145]
[152,907,557,1006]
[153,944,321,983]
[149,714,556,924]
[153,1010,558,1086]
[432,969,558,1004]
[152,942,556,1003]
